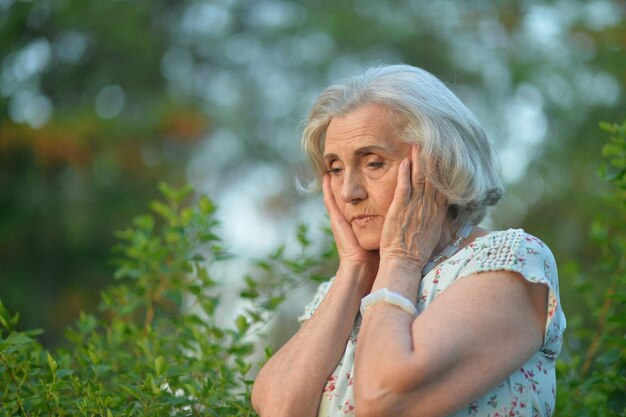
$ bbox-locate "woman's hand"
[378,145,448,275]
[322,174,379,275]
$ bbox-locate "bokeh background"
[0,0,624,351]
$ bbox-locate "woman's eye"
[328,167,343,175]
[367,161,385,169]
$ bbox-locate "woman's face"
[324,103,412,250]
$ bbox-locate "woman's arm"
[354,268,547,417]
[252,175,379,417]
[251,262,373,417]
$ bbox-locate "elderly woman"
[251,65,566,417]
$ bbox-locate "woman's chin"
[355,234,381,251]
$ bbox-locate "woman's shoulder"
[470,228,550,249]
[468,229,554,262]
[462,228,558,283]
[459,228,566,349]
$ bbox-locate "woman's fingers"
[392,158,412,208]
[411,144,447,211]
[322,174,339,218]
[323,174,363,253]
[323,175,348,234]
[411,144,421,177]
[408,145,427,215]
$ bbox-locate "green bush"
[556,121,626,416]
[1,121,624,415]
[0,183,335,416]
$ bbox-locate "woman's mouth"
[351,215,376,228]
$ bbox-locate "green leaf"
[159,182,193,204]
[310,274,330,283]
[211,327,225,339]
[197,267,216,287]
[155,356,167,377]
[174,184,194,203]
[47,352,58,373]
[151,200,174,221]
[240,289,259,299]
[229,342,254,355]
[263,296,286,311]
[270,244,286,260]
[297,224,310,247]
[235,358,252,375]
[246,309,263,323]
[0,332,34,354]
[188,284,203,295]
[191,253,205,262]
[256,260,271,271]
[240,276,259,298]
[244,275,257,290]
[264,345,274,359]
[198,196,216,215]
[235,315,249,334]
[201,297,218,316]
[133,214,155,231]
[602,143,623,158]
[0,299,17,331]
[158,182,176,201]
[120,384,144,401]
[599,121,617,133]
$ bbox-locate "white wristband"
[360,288,418,317]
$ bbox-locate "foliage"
[556,121,626,416]
[0,0,208,345]
[0,183,335,416]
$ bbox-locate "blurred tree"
[0,0,209,346]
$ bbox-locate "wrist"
[372,259,423,296]
[378,250,426,270]
[336,261,378,294]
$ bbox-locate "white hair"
[301,64,504,226]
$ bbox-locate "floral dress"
[298,229,567,417]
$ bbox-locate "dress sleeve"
[297,277,334,324]
[457,229,566,355]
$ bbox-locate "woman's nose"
[340,169,367,204]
